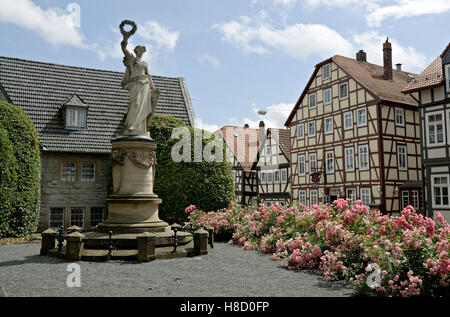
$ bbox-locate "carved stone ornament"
[111,149,157,169]
[119,20,137,37]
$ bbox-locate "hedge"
[0,126,18,237]
[149,115,236,224]
[0,101,40,237]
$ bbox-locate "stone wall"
[39,152,109,231]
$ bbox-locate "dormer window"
[61,94,88,130]
[67,108,86,129]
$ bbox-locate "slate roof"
[0,56,196,153]
[285,53,418,126]
[215,126,261,171]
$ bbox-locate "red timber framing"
[285,55,421,214]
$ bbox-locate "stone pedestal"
[96,135,169,234]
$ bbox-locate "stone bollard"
[65,231,85,261]
[204,226,214,248]
[40,229,57,255]
[194,229,208,255]
[137,232,157,262]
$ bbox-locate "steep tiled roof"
[268,128,291,160]
[402,56,444,93]
[285,53,418,126]
[215,126,260,171]
[0,56,196,153]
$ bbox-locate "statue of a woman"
[120,21,158,135]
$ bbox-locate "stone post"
[204,226,214,248]
[66,231,85,261]
[137,232,157,262]
[194,229,208,255]
[40,229,57,255]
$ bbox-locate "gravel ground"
[0,242,352,297]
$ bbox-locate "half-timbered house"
[255,126,291,206]
[215,124,260,205]
[402,43,450,222]
[285,40,422,214]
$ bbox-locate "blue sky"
[1,0,449,131]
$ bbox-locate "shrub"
[0,126,18,237]
[0,101,40,236]
[149,115,235,224]
[186,200,450,297]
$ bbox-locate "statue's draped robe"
[122,56,154,132]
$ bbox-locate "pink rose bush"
[185,199,450,296]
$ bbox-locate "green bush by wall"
[0,126,18,237]
[0,101,40,237]
[149,115,235,224]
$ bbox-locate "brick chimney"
[244,123,249,128]
[383,38,393,80]
[396,63,402,71]
[258,121,265,154]
[356,50,367,62]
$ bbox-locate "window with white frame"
[310,190,318,205]
[323,64,331,79]
[281,169,287,183]
[49,207,64,229]
[326,150,334,173]
[70,207,84,228]
[308,121,316,137]
[339,82,348,99]
[274,170,280,183]
[360,188,371,206]
[427,112,444,145]
[309,152,317,174]
[395,108,405,126]
[266,145,272,156]
[61,162,76,181]
[309,93,317,109]
[66,108,86,129]
[346,188,356,201]
[81,163,95,182]
[299,190,307,205]
[297,123,304,139]
[298,154,306,176]
[267,171,274,183]
[232,170,237,183]
[358,144,369,170]
[323,88,332,105]
[344,111,353,130]
[325,117,333,134]
[261,171,267,184]
[357,107,367,126]
[412,190,419,210]
[90,207,104,228]
[401,191,410,209]
[397,145,407,170]
[432,175,449,207]
[345,147,354,171]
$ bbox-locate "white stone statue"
[120,20,159,135]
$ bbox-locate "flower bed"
[185,200,450,297]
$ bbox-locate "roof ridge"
[0,56,181,79]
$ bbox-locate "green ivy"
[149,115,236,224]
[0,101,40,237]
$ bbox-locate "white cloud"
[198,54,220,68]
[229,102,294,129]
[352,31,428,71]
[213,15,354,59]
[0,0,87,48]
[366,0,450,27]
[138,20,179,52]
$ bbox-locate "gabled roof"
[215,126,260,171]
[268,128,291,160]
[285,54,418,126]
[402,43,450,93]
[0,56,196,153]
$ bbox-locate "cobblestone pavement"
[0,242,352,297]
